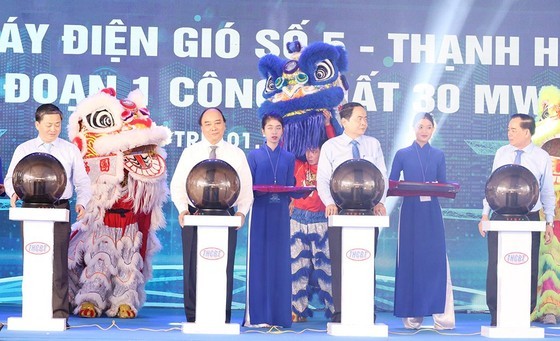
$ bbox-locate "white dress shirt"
[482,142,556,223]
[170,136,254,216]
[4,137,92,208]
[317,132,388,207]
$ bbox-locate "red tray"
[253,185,316,194]
[387,180,460,199]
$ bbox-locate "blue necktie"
[350,140,360,159]
[514,149,523,165]
[43,143,52,153]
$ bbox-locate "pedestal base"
[9,207,70,332]
[327,322,388,337]
[8,317,66,332]
[182,322,240,334]
[481,325,544,338]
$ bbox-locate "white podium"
[481,220,545,339]
[181,215,241,335]
[8,207,69,332]
[327,215,390,337]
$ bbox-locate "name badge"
[420,196,431,202]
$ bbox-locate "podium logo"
[346,248,371,261]
[504,252,528,265]
[200,247,225,260]
[25,242,50,255]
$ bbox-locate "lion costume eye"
[275,77,287,89]
[265,76,277,94]
[139,108,150,117]
[295,72,308,84]
[283,60,299,74]
[314,60,335,81]
[86,109,115,129]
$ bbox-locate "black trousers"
[486,211,540,325]
[22,200,70,319]
[328,225,379,323]
[181,208,237,323]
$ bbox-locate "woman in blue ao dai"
[244,113,297,328]
[389,112,455,330]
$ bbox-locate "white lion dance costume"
[67,88,171,318]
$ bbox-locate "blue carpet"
[1,305,560,340]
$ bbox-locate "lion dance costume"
[257,41,348,320]
[532,85,560,324]
[67,88,171,318]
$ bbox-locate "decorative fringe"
[290,215,333,318]
[290,208,326,224]
[143,230,162,282]
[127,176,169,226]
[292,249,313,263]
[292,306,314,319]
[79,172,168,233]
[257,86,344,120]
[93,126,172,156]
[312,252,330,268]
[290,230,310,246]
[317,290,334,318]
[283,111,327,159]
[292,264,313,281]
[306,230,329,250]
[69,220,158,316]
[293,288,311,302]
[74,232,118,312]
[80,183,122,230]
[311,268,332,286]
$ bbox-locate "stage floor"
[1,305,560,340]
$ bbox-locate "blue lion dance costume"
[257,41,349,321]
